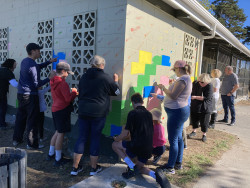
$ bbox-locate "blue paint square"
[52,51,66,70]
[143,86,155,98]
[110,124,122,136]
[162,55,171,66]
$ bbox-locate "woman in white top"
[209,69,222,129]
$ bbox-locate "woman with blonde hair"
[188,73,213,142]
[209,69,222,129]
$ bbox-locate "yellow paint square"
[131,62,145,74]
[139,50,152,64]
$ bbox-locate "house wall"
[0,0,127,137]
[0,0,204,138]
[117,0,202,131]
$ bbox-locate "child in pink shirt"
[150,108,167,164]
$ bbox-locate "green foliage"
[243,26,250,45]
[211,0,247,40]
[198,0,213,12]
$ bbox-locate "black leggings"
[191,112,211,133]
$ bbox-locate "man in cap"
[13,43,57,149]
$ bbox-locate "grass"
[162,127,238,188]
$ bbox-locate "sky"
[238,0,250,49]
[209,0,250,49]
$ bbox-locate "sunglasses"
[199,81,204,84]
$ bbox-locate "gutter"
[162,0,250,58]
[198,24,217,74]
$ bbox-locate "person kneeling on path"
[188,73,213,142]
[47,62,78,166]
[150,108,167,164]
[112,93,170,188]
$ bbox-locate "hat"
[26,43,43,54]
[171,60,187,70]
[56,62,74,75]
[150,108,162,121]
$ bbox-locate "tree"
[198,0,214,12]
[243,26,250,45]
[211,0,247,40]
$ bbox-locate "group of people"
[0,41,239,188]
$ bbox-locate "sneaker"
[208,124,215,129]
[46,154,55,161]
[53,156,71,167]
[188,131,196,138]
[71,165,83,176]
[162,167,175,174]
[90,164,102,176]
[122,166,137,179]
[184,145,187,149]
[153,155,162,164]
[39,137,47,142]
[217,119,228,123]
[26,144,45,150]
[155,168,171,188]
[174,163,183,170]
[202,135,207,142]
[13,140,22,147]
[228,122,235,126]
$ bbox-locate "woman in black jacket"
[188,73,213,142]
[71,55,120,176]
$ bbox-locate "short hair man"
[13,43,57,149]
[218,66,239,126]
[112,93,170,188]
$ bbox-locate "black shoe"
[71,165,83,176]
[208,124,215,129]
[155,168,171,188]
[184,145,187,149]
[202,135,207,142]
[217,119,228,123]
[122,166,137,179]
[174,162,183,170]
[13,140,23,147]
[153,155,162,164]
[46,154,55,161]
[26,144,44,150]
[90,164,102,176]
[53,156,71,167]
[228,122,235,126]
[188,131,196,138]
[162,167,175,174]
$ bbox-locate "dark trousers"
[221,95,235,123]
[152,145,166,156]
[38,112,44,139]
[191,111,211,133]
[13,94,40,148]
[209,113,217,125]
[0,96,7,127]
[74,117,106,156]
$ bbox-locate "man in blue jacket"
[13,43,57,149]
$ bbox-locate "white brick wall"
[0,0,127,111]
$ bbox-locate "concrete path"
[71,103,250,188]
[193,103,250,188]
[71,163,178,188]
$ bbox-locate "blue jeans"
[221,95,235,123]
[164,106,190,168]
[74,117,106,156]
